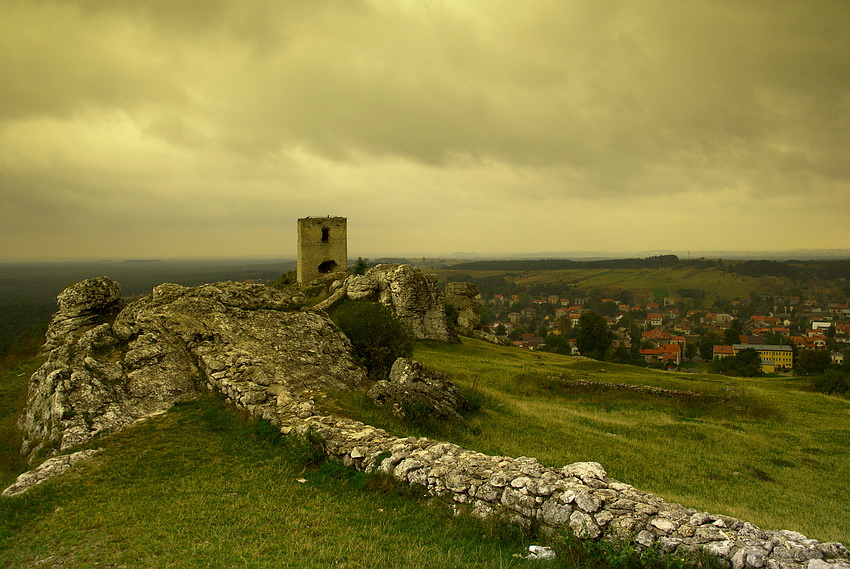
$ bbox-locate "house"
[732,344,794,372]
[640,344,681,366]
[713,345,734,360]
[646,313,663,327]
[643,328,671,346]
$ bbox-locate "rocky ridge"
[7,276,849,569]
[18,277,366,459]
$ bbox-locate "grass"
[401,338,850,545]
[2,337,846,567]
[0,357,725,569]
[1,394,540,568]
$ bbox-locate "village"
[477,290,850,374]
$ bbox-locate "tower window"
[321,227,330,242]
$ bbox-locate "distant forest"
[448,255,690,271]
[448,255,850,280]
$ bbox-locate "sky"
[1,0,849,261]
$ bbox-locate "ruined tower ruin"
[297,216,348,284]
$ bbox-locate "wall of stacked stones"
[276,412,849,569]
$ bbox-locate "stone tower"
[297,216,348,284]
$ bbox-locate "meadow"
[0,351,723,569]
[1,331,847,567]
[327,338,850,546]
[429,265,843,304]
[407,338,850,545]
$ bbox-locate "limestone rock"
[18,278,367,460]
[348,264,458,343]
[43,276,124,351]
[445,282,481,333]
[2,449,101,497]
[472,329,513,346]
[367,358,468,421]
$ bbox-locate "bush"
[329,301,414,380]
[812,369,850,395]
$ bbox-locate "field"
[0,355,723,569]
[428,266,842,303]
[1,293,849,566]
[332,338,850,545]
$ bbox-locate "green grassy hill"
[334,338,850,545]
[1,337,847,567]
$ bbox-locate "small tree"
[796,350,832,375]
[699,331,721,361]
[352,257,369,276]
[575,312,613,361]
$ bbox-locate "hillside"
[2,335,849,566]
[334,338,850,545]
[2,267,848,568]
[428,265,843,305]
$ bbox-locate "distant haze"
[1,1,849,260]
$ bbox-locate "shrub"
[329,301,414,380]
[812,368,850,395]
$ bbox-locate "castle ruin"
[297,216,347,284]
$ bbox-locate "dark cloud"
[0,0,848,258]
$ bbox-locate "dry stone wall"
[282,412,849,569]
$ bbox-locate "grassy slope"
[1,393,536,569]
[409,338,850,545]
[2,336,847,567]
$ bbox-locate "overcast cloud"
[1,0,848,260]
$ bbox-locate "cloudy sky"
[1,0,848,261]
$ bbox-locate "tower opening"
[321,227,330,242]
[318,260,338,274]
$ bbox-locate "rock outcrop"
[18,278,367,459]
[2,449,101,497]
[367,357,469,421]
[444,282,481,333]
[345,264,458,343]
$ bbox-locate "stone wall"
[279,411,849,569]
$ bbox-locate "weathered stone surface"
[17,278,367,460]
[2,449,101,497]
[346,264,458,343]
[445,282,481,333]
[472,329,513,346]
[367,358,468,421]
[43,277,124,351]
